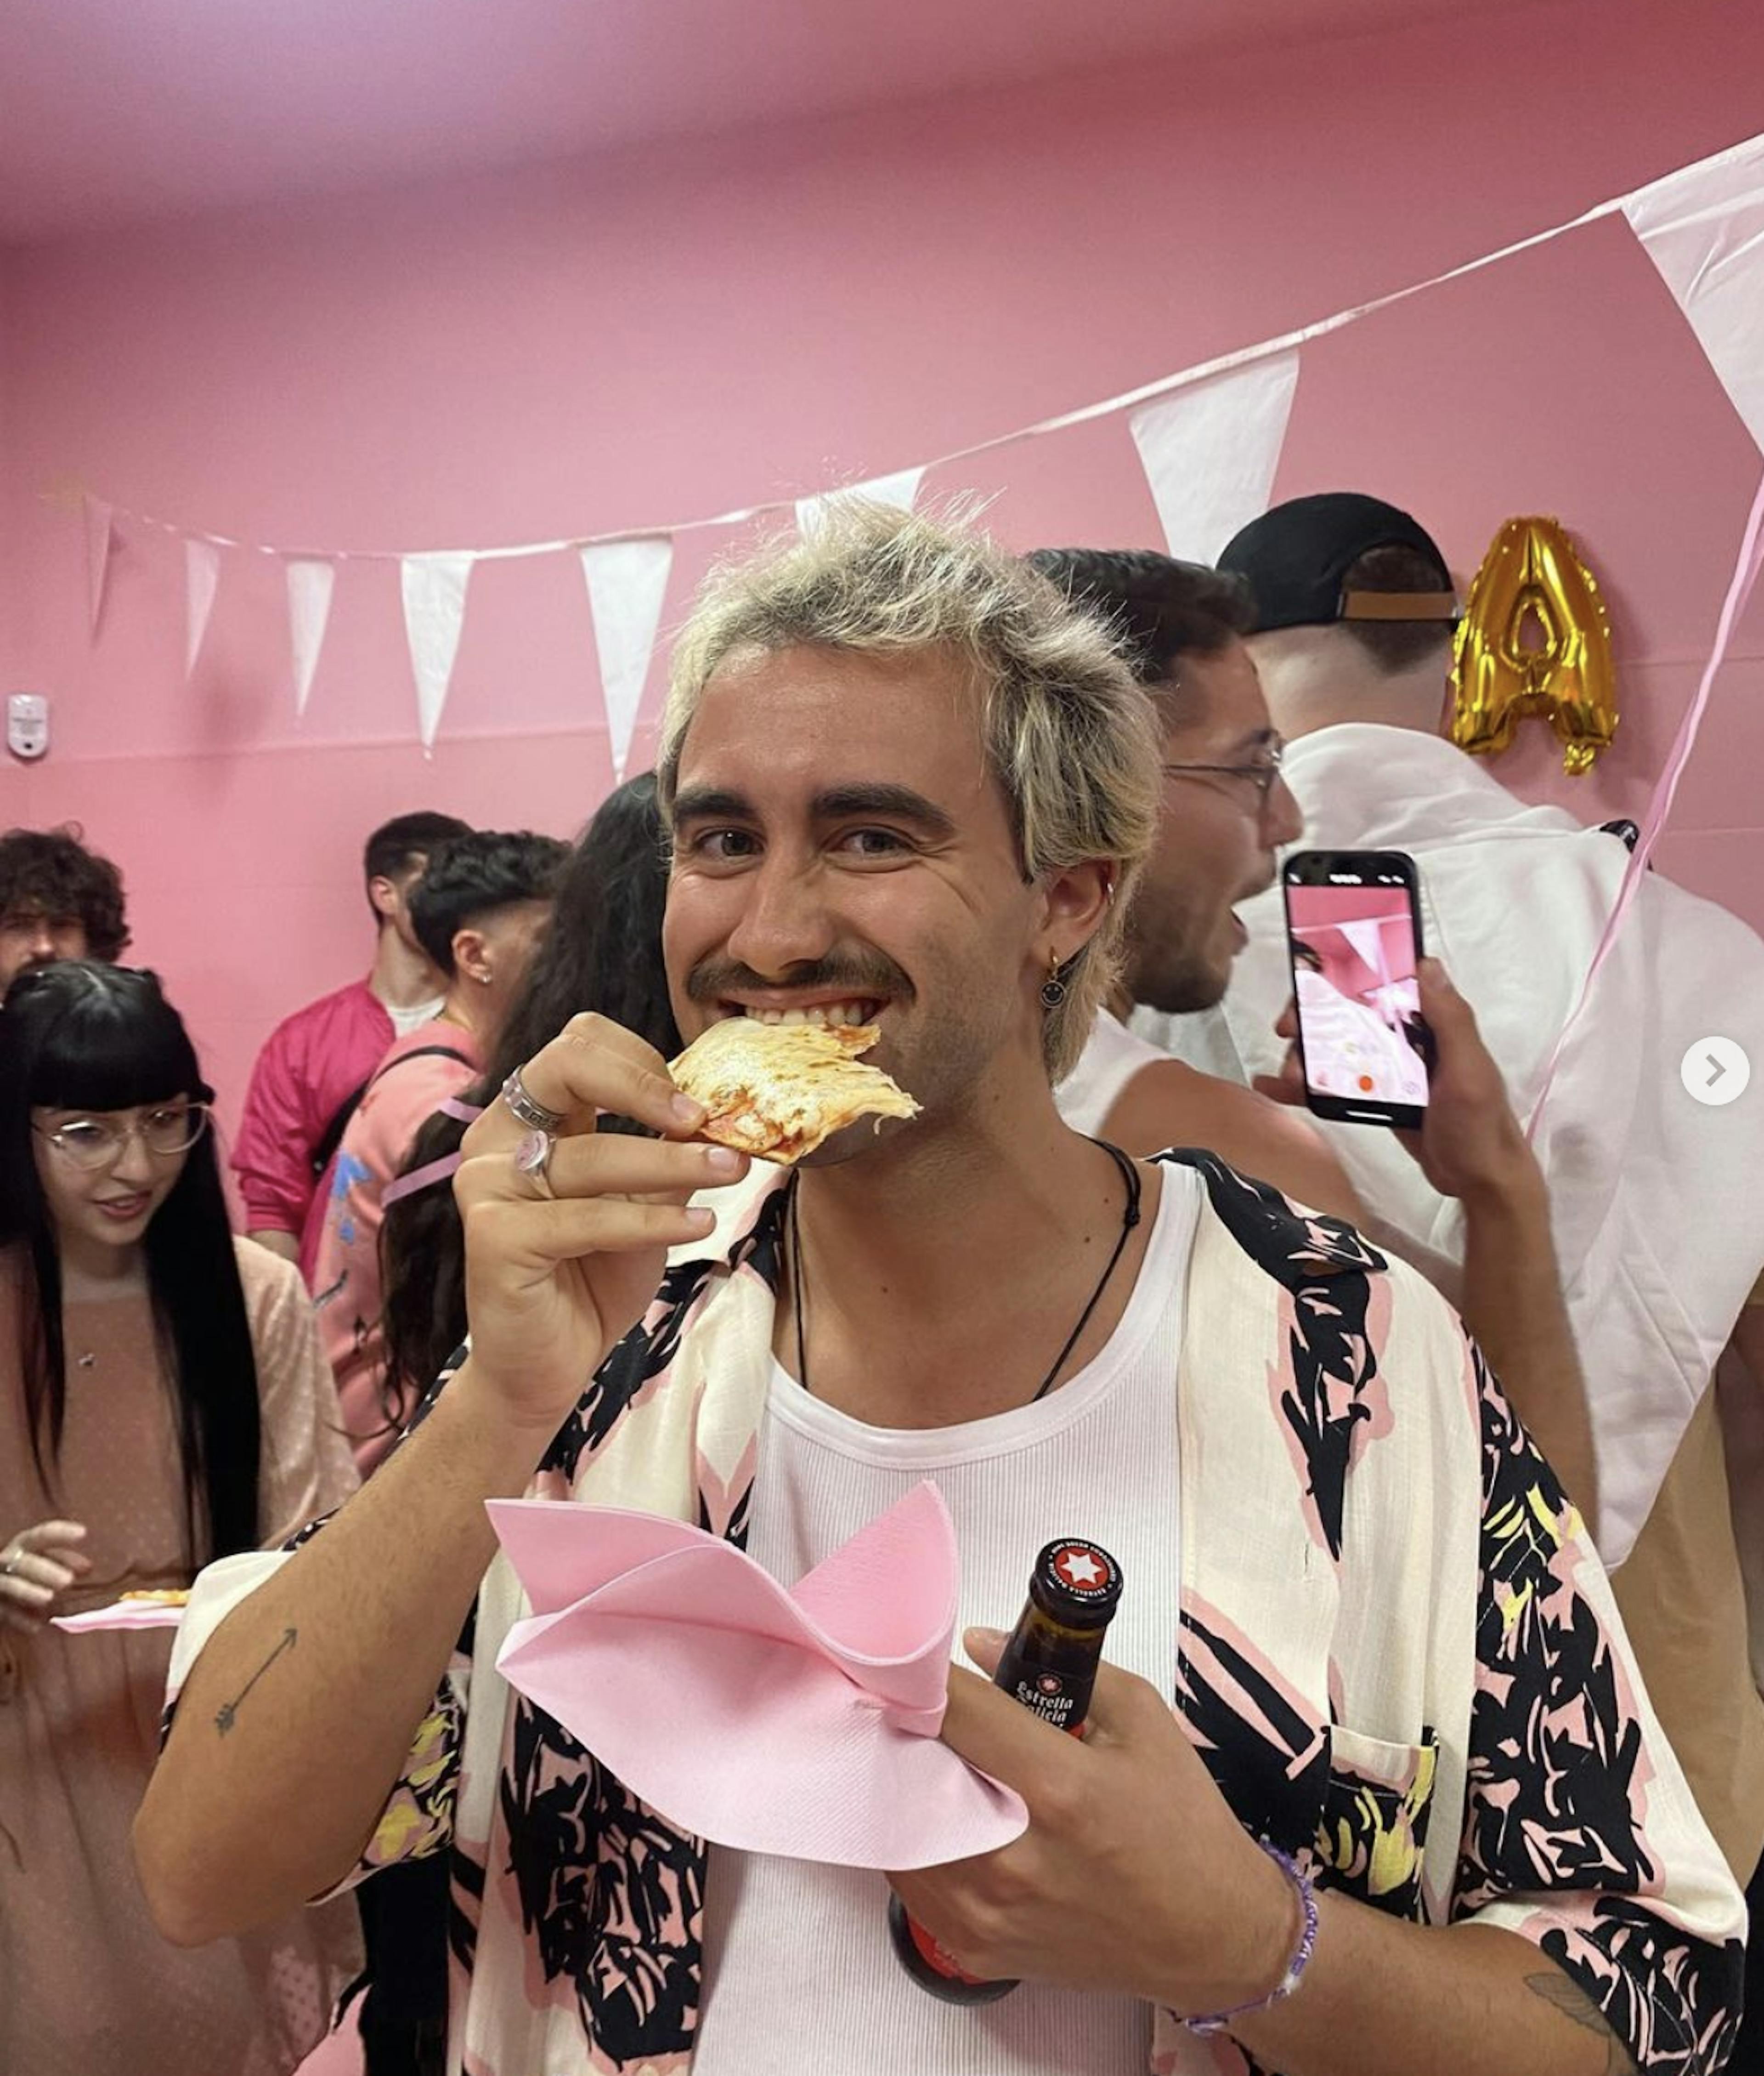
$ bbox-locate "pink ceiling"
[0,0,1478,242]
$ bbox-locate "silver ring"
[514,1129,555,1183]
[502,1067,565,1135]
[1,1554,18,1578]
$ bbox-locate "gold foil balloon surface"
[1451,517,1617,776]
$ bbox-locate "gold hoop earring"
[1040,949,1068,1011]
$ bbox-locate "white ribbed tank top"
[693,1165,1199,2075]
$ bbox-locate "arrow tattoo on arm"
[215,1626,297,1735]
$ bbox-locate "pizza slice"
[669,1017,919,1166]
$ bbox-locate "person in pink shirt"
[311,829,566,1473]
[231,812,472,1279]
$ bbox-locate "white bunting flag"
[796,466,928,540]
[400,552,475,752]
[285,557,339,719]
[1622,132,1764,457]
[1339,918,1390,977]
[1128,351,1301,561]
[580,537,675,782]
[185,537,222,679]
[85,496,115,636]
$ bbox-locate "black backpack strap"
[366,1042,475,1087]
[308,1044,475,1182]
[311,1079,371,1180]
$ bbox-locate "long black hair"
[0,963,261,1562]
[380,775,678,1400]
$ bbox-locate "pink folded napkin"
[490,1480,1027,1870]
[53,1598,186,1633]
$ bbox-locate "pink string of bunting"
[1527,467,1764,1138]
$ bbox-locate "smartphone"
[1282,850,1430,1129]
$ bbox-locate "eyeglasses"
[1161,745,1287,816]
[34,1104,212,1170]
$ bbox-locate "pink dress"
[0,1237,363,2076]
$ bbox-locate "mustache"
[685,956,913,1004]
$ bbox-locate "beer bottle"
[888,1536,1124,2004]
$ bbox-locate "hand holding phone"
[1256,959,1538,1211]
[1283,851,1430,1130]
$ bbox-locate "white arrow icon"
[1682,1037,1751,1108]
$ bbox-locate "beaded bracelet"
[1179,1838,1319,2038]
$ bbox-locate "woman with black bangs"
[0,961,362,2075]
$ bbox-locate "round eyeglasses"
[34,1103,213,1171]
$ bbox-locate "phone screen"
[1284,855,1428,1125]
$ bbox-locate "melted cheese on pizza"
[669,1018,919,1165]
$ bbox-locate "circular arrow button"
[1681,1037,1751,1108]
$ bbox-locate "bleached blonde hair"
[657,502,1161,1083]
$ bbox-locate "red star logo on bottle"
[1052,1544,1106,1591]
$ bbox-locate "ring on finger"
[1,1552,19,1578]
[503,1067,566,1135]
[514,1129,555,1185]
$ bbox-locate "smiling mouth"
[722,999,885,1028]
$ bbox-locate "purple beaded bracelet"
[1179,1839,1319,2039]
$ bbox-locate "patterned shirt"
[173,1154,1745,2075]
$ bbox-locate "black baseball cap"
[1218,492,1458,635]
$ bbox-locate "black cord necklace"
[786,1140,1143,1407]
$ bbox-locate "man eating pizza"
[138,504,1741,2076]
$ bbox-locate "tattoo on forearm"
[1524,1972,1639,2076]
[215,1625,297,1734]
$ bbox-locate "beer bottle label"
[1011,1670,1085,1736]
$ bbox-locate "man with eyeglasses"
[1034,544,1600,1532]
[1029,549,1355,1210]
[1162,497,1764,1930]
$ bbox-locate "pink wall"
[1287,890,1418,1001]
[2,0,1762,1141]
[0,268,14,673]
[1306,922,1415,1005]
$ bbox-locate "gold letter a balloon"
[1451,517,1617,776]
